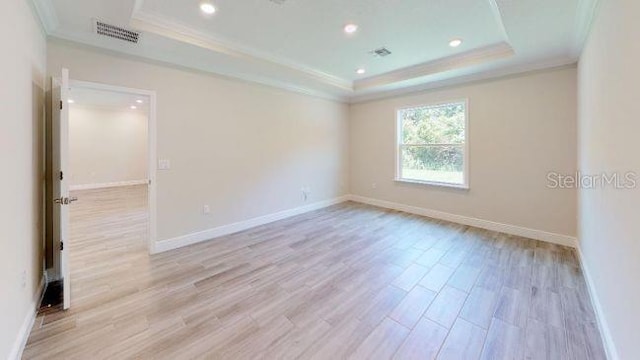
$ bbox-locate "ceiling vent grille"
[371,47,392,57]
[94,20,140,43]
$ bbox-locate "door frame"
[68,79,158,254]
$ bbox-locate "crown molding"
[36,0,587,105]
[28,0,59,34]
[354,42,515,91]
[488,0,510,41]
[51,29,578,106]
[571,0,601,58]
[349,58,577,104]
[129,7,353,92]
[48,35,349,103]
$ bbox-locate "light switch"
[158,159,171,170]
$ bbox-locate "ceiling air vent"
[371,47,392,57]
[94,20,140,43]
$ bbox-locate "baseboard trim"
[347,195,577,248]
[9,276,45,360]
[70,179,148,191]
[576,246,619,360]
[153,195,350,254]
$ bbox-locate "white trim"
[354,42,514,91]
[350,60,577,104]
[8,276,45,360]
[571,0,601,58]
[393,178,470,190]
[147,91,158,255]
[69,79,156,97]
[395,99,470,189]
[69,179,148,191]
[488,0,510,41]
[68,79,157,256]
[35,0,582,103]
[347,195,577,248]
[27,0,59,34]
[49,30,575,105]
[576,246,620,360]
[129,8,352,91]
[154,196,349,254]
[50,36,348,103]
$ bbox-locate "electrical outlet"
[202,205,211,215]
[158,159,171,170]
[371,182,377,189]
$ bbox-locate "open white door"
[52,68,74,309]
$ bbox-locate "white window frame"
[395,99,470,189]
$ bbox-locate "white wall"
[0,0,46,359]
[350,67,577,239]
[69,106,148,187]
[48,40,349,244]
[578,0,640,358]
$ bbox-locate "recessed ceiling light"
[130,105,137,110]
[67,99,74,104]
[356,68,366,75]
[344,24,358,34]
[200,2,216,15]
[136,99,143,104]
[449,39,463,48]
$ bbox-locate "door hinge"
[60,100,63,110]
[59,171,64,180]
[60,241,64,251]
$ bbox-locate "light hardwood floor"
[24,185,606,359]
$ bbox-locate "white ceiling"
[69,87,149,113]
[31,0,599,102]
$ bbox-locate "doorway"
[46,75,157,312]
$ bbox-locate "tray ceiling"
[31,0,599,102]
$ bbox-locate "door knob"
[53,197,78,205]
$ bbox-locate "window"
[396,100,468,188]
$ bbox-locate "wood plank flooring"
[23,185,607,359]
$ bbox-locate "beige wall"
[69,106,148,187]
[48,41,349,243]
[0,0,46,358]
[578,0,640,358]
[350,67,577,238]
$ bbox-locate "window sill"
[394,178,469,190]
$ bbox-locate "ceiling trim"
[571,0,601,58]
[28,0,59,34]
[32,0,588,104]
[130,3,353,92]
[349,58,577,104]
[488,0,510,41]
[48,36,349,103]
[354,42,515,91]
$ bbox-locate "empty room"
[2,0,638,359]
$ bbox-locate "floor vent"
[94,20,140,43]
